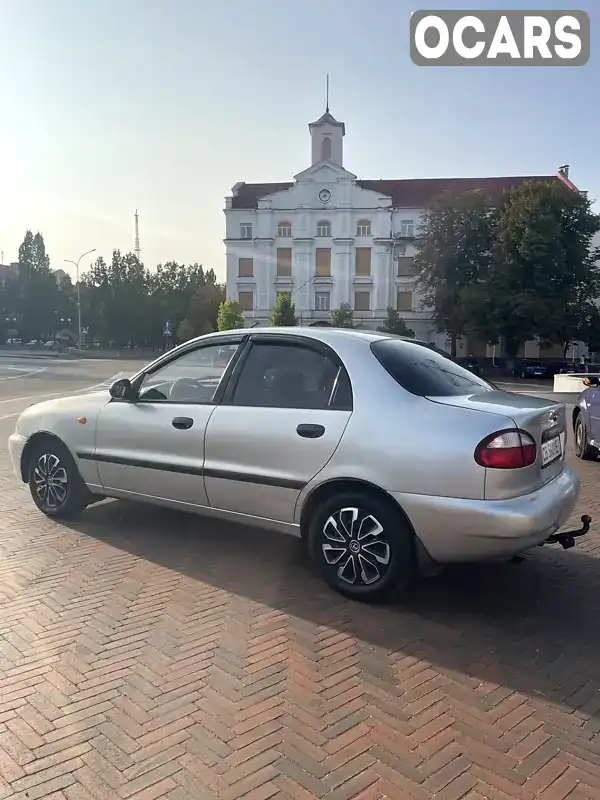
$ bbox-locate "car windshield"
[371,337,495,397]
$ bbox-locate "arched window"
[316,220,331,237]
[277,221,292,237]
[321,137,331,161]
[356,219,371,236]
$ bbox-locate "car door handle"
[296,424,325,439]
[172,417,194,430]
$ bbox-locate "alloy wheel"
[321,506,391,586]
[33,453,68,510]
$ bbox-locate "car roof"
[197,327,430,348]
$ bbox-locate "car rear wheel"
[574,416,598,461]
[307,490,415,602]
[27,440,89,518]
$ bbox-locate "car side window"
[230,341,352,410]
[137,342,240,404]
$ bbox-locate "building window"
[238,258,253,278]
[276,248,292,277]
[240,223,253,239]
[355,247,371,276]
[397,291,413,312]
[315,292,330,311]
[278,221,292,237]
[354,291,371,312]
[315,248,331,277]
[356,219,371,236]
[400,220,415,238]
[238,291,253,311]
[321,137,331,161]
[317,220,331,237]
[396,257,414,277]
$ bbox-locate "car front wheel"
[27,440,89,518]
[307,491,415,602]
[574,416,598,461]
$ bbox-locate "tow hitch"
[545,514,592,550]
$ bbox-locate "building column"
[332,245,352,308]
[256,243,274,314]
[374,247,390,312]
[293,244,312,314]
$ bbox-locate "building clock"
[318,189,331,203]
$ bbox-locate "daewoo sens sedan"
[9,328,590,602]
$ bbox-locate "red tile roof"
[229,175,564,210]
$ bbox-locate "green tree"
[13,231,73,341]
[218,299,245,331]
[574,303,600,357]
[414,189,498,358]
[464,180,600,363]
[177,318,195,342]
[331,302,354,328]
[269,293,298,326]
[377,307,415,337]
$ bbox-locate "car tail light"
[474,429,537,469]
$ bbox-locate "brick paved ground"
[2,444,600,799]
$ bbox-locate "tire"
[574,415,598,461]
[307,490,416,603]
[27,439,89,518]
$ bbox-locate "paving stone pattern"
[1,447,600,799]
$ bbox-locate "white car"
[8,328,589,602]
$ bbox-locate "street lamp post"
[65,248,96,348]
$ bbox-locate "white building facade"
[224,109,569,355]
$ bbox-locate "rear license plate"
[542,435,562,467]
[534,371,542,376]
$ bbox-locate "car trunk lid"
[427,391,567,500]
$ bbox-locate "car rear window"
[371,338,494,397]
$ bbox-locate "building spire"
[326,74,329,113]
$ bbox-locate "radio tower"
[134,210,141,262]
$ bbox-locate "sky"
[0,0,598,283]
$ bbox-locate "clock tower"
[308,108,345,169]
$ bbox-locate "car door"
[89,337,245,507]
[203,334,353,524]
[586,386,600,443]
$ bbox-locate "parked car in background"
[558,363,600,374]
[9,328,587,602]
[513,360,561,379]
[574,375,600,460]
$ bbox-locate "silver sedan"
[9,328,586,602]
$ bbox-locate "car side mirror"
[583,376,599,387]
[109,378,133,399]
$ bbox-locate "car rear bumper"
[8,433,27,480]
[393,465,580,563]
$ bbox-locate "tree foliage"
[217,299,245,331]
[414,190,498,357]
[377,307,415,337]
[331,303,354,328]
[463,180,600,360]
[269,294,298,326]
[0,232,225,348]
[414,180,600,361]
